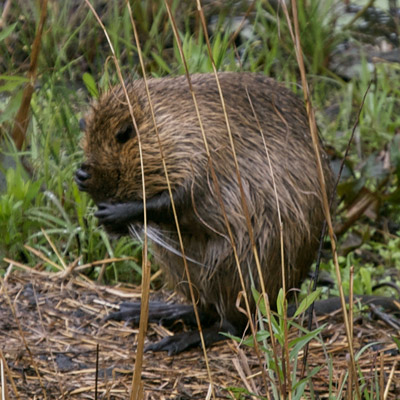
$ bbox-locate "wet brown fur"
[80,72,335,328]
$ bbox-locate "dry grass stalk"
[82,2,151,398]
[11,0,48,152]
[245,87,288,395]
[194,0,282,395]
[163,0,279,396]
[384,361,398,399]
[126,2,217,398]
[1,348,18,399]
[279,1,365,398]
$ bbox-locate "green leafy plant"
[226,288,325,399]
[0,163,43,262]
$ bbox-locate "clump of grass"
[226,288,325,398]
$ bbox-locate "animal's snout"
[75,163,91,192]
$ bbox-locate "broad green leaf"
[82,72,99,98]
[276,288,284,317]
[0,22,18,42]
[0,90,23,123]
[293,289,322,318]
[0,74,29,92]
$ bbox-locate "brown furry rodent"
[75,72,335,354]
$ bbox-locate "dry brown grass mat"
[1,268,399,399]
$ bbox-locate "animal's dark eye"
[115,125,135,144]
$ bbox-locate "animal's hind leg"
[104,301,235,354]
[104,301,214,328]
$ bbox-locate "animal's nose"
[75,164,91,191]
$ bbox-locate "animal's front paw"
[95,203,126,225]
[95,201,144,226]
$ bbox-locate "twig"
[0,0,12,29]
[0,348,20,400]
[95,344,99,400]
[11,0,48,152]
[383,361,397,400]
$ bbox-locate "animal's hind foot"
[104,301,199,327]
[145,323,230,355]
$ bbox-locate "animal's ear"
[115,124,136,144]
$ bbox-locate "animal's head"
[75,86,144,203]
